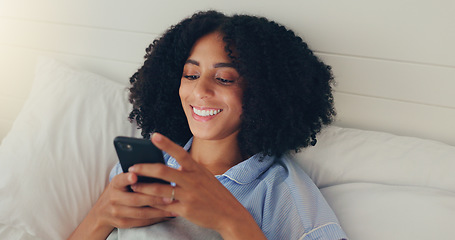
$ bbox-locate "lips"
[193,107,222,117]
[191,106,222,121]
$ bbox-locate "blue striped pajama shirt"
[110,138,347,239]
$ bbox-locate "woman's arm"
[67,187,116,240]
[68,171,174,240]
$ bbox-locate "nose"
[192,75,214,99]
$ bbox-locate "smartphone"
[114,136,169,185]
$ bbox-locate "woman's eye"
[184,75,199,80]
[216,77,234,84]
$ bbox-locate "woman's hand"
[94,171,175,228]
[68,169,174,240]
[127,133,266,240]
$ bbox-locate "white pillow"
[295,126,455,192]
[320,183,455,240]
[295,126,455,240]
[0,57,133,240]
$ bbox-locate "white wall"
[1,0,454,145]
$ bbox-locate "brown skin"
[68,169,174,239]
[68,32,266,239]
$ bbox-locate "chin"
[190,127,239,141]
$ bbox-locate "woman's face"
[179,32,244,141]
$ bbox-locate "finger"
[129,163,184,186]
[113,190,170,207]
[110,205,174,221]
[111,172,138,190]
[131,183,178,204]
[151,132,197,171]
[151,201,181,218]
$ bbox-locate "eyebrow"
[185,59,236,69]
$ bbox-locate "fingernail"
[130,184,137,191]
[128,166,136,172]
[152,132,162,142]
[128,173,135,182]
[162,197,173,204]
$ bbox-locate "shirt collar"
[220,153,275,184]
[166,137,276,184]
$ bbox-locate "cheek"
[179,82,190,115]
[179,80,189,103]
[179,83,183,100]
[226,90,244,115]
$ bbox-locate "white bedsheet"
[0,224,40,240]
[321,182,455,239]
[107,217,221,240]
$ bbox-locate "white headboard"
[1,0,454,146]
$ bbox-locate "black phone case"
[113,136,169,185]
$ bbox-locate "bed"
[1,1,454,240]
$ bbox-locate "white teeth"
[193,107,222,117]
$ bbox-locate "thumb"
[111,172,138,190]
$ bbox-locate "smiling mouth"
[192,106,222,117]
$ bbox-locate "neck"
[190,134,244,175]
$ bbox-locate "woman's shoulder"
[258,155,346,239]
[262,154,334,214]
[262,154,315,189]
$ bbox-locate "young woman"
[70,11,347,240]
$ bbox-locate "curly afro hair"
[129,10,336,158]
